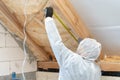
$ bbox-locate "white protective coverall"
[45,17,102,80]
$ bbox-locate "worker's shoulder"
[71,53,84,62]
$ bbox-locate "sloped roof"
[0,0,120,71]
[0,0,90,61]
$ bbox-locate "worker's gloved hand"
[45,7,53,17]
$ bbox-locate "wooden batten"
[37,61,59,70]
[100,62,120,71]
[100,56,120,71]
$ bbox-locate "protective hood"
[76,38,101,61]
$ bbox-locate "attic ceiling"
[0,0,119,63]
[0,0,90,62]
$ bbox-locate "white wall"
[70,0,120,56]
[0,23,37,76]
[36,72,120,80]
[36,72,59,80]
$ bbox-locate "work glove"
[45,7,53,17]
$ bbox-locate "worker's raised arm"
[44,7,73,66]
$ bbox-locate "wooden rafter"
[52,0,91,38]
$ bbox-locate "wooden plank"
[100,62,120,71]
[37,61,59,70]
[0,0,49,61]
[100,56,120,71]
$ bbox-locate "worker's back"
[45,15,102,80]
[59,53,101,80]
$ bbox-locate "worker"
[44,7,102,80]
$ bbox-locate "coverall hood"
[76,38,101,61]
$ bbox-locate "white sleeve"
[45,17,73,66]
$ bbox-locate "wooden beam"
[52,0,91,38]
[0,0,49,61]
[100,61,120,71]
[37,61,59,70]
[100,56,120,71]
